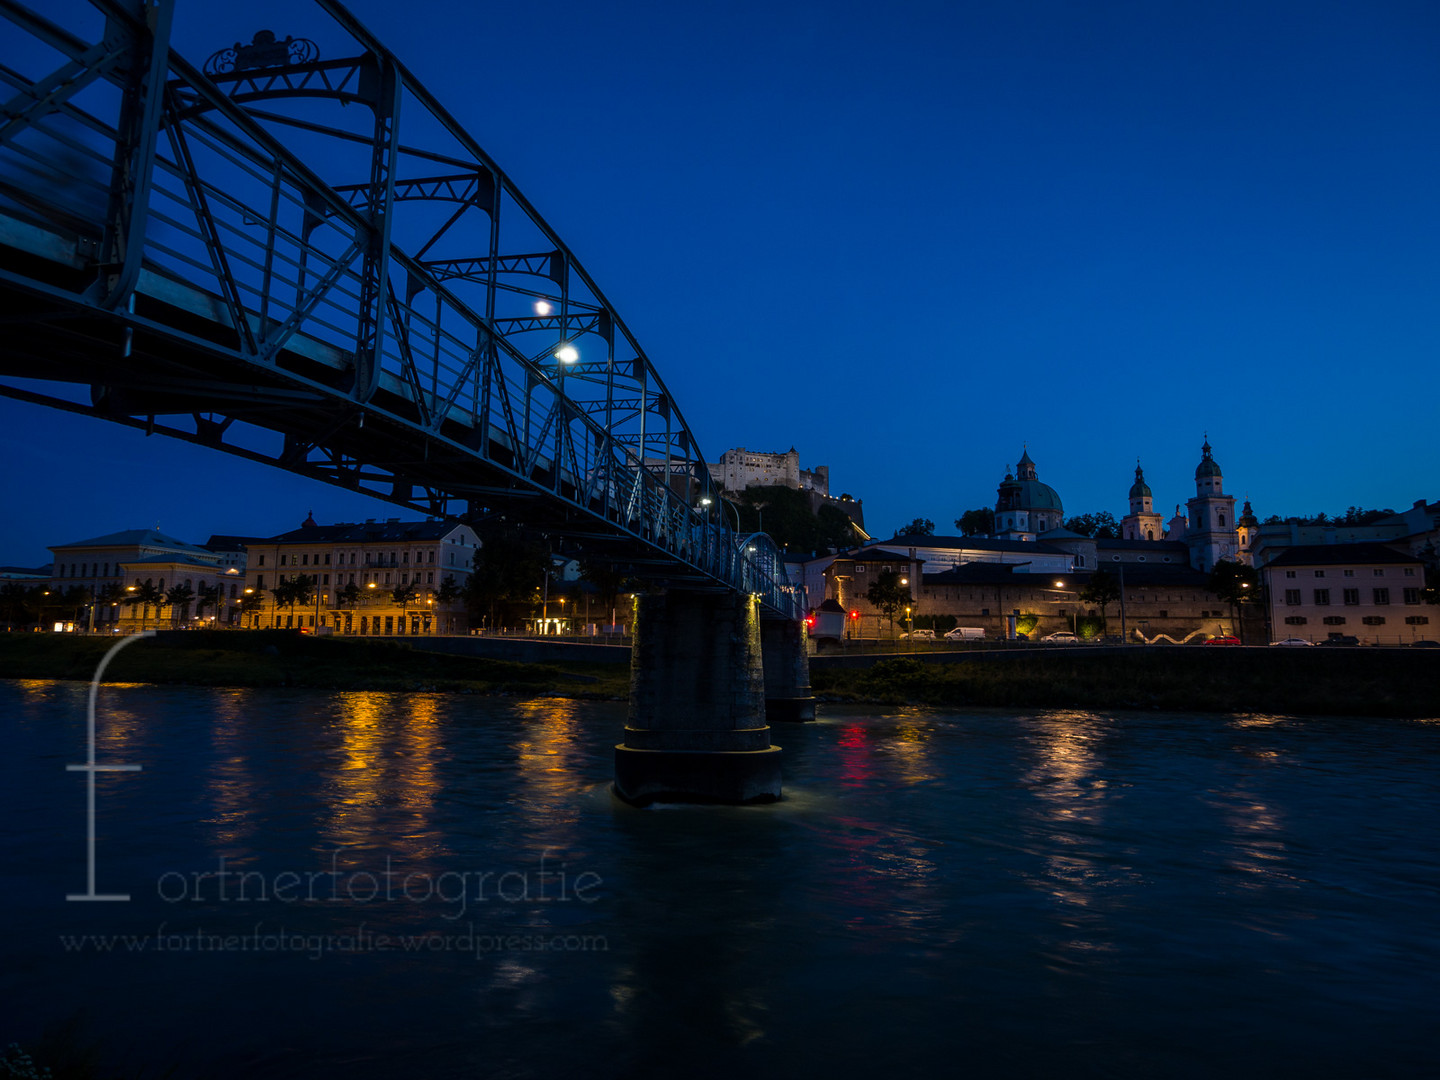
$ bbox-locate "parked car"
[944,626,986,641]
[1411,640,1440,649]
[1041,631,1078,644]
[1315,635,1359,647]
[1269,637,1314,647]
[900,629,935,640]
[1203,635,1241,646]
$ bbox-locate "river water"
[2,678,1438,1078]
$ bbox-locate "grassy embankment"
[3,633,1437,717]
[0,630,632,699]
[810,650,1440,718]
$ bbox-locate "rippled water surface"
[3,679,1438,1078]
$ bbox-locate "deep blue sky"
[4,0,1438,564]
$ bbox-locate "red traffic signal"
[850,609,860,620]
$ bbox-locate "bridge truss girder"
[0,0,800,618]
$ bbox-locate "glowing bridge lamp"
[554,343,579,364]
[534,300,553,316]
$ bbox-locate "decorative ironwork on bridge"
[0,0,801,619]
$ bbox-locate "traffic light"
[850,609,860,620]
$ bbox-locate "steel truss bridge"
[0,0,800,618]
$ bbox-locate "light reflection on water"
[2,683,1438,1079]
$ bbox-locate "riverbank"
[810,649,1440,718]
[0,630,633,699]
[2,632,1436,718]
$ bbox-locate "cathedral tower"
[1185,439,1239,572]
[1121,460,1164,542]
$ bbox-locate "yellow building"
[243,515,479,635]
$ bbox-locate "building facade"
[49,528,227,630]
[243,516,480,634]
[1263,544,1430,645]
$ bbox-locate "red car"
[1203,635,1242,646]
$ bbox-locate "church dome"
[1129,462,1152,499]
[999,449,1063,513]
[1195,439,1222,480]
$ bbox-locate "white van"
[944,626,985,640]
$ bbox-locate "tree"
[335,582,362,631]
[1064,511,1119,539]
[391,580,419,631]
[0,582,39,630]
[816,505,858,551]
[465,523,550,630]
[865,568,912,637]
[955,507,995,537]
[238,589,267,624]
[272,574,314,628]
[95,582,125,628]
[124,580,164,630]
[165,583,195,627]
[897,517,935,537]
[1207,559,1262,643]
[194,583,221,625]
[1079,568,1122,630]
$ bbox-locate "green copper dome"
[1129,462,1151,499]
[1194,439,1222,480]
[997,450,1063,513]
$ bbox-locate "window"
[1314,570,1325,578]
[1373,588,1390,605]
[1322,616,1346,625]
[855,564,867,573]
[255,575,264,589]
[1285,571,1296,579]
[1404,589,1420,605]
[1405,616,1429,625]
[427,573,434,584]
[1343,569,1354,577]
[1404,568,1416,577]
[1158,610,1168,618]
[1361,616,1386,626]
[325,554,331,565]
[1284,616,1308,625]
[258,554,265,566]
[1284,589,1302,605]
[1373,569,1385,577]
[1313,589,1330,606]
[428,551,435,563]
[322,574,329,585]
[1343,589,1359,606]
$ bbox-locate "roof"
[1097,538,1191,553]
[834,546,919,563]
[258,519,469,544]
[1264,543,1419,568]
[924,563,1209,588]
[885,534,1072,556]
[50,528,211,554]
[1037,527,1088,540]
[204,535,268,552]
[120,553,223,568]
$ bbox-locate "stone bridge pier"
[615,589,814,806]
